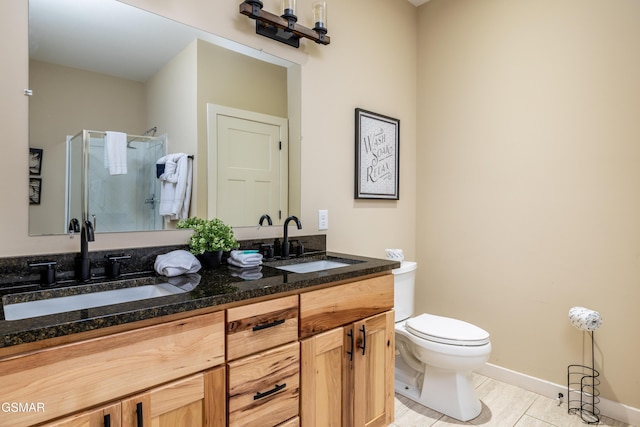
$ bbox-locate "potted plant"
[177,217,239,268]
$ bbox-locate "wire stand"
[567,331,600,424]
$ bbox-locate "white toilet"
[393,261,491,422]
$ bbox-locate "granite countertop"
[0,252,399,349]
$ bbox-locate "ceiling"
[408,0,431,6]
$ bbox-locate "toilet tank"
[392,261,417,322]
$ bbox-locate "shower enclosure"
[67,130,167,233]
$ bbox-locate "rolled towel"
[569,306,603,331]
[229,250,263,267]
[154,250,201,277]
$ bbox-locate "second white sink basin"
[276,260,350,274]
[3,283,187,321]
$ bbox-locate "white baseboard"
[477,363,640,426]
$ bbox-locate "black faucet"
[281,215,302,259]
[259,214,273,226]
[75,219,95,282]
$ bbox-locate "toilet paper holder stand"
[567,331,600,424]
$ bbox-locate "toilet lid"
[406,313,490,346]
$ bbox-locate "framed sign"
[355,108,400,199]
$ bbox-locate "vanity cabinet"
[299,275,395,427]
[0,270,395,427]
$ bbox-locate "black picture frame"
[355,108,400,200]
[29,148,43,175]
[29,177,42,205]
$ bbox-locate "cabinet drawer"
[228,342,299,427]
[0,311,225,427]
[227,295,298,360]
[299,274,394,338]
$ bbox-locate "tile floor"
[391,374,635,427]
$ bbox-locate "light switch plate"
[318,209,328,230]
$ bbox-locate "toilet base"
[395,362,482,422]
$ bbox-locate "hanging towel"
[104,131,128,175]
[157,153,192,220]
[154,250,201,277]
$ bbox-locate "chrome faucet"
[281,215,302,259]
[75,219,95,282]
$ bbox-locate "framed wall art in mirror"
[29,178,42,205]
[29,148,43,175]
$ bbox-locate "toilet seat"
[405,313,490,346]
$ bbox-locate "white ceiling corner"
[408,0,431,6]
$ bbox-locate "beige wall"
[416,0,640,409]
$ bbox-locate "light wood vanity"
[0,271,395,427]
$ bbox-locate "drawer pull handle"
[252,318,285,331]
[358,325,367,356]
[254,383,287,400]
[136,402,144,427]
[104,414,111,427]
[347,329,354,361]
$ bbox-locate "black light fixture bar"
[240,1,330,48]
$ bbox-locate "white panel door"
[207,105,288,226]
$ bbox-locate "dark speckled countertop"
[0,251,399,349]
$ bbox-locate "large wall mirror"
[28,0,301,236]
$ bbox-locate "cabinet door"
[352,311,395,427]
[43,403,121,427]
[121,367,225,427]
[300,311,395,427]
[300,327,350,427]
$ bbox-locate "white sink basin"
[3,283,186,321]
[276,260,350,274]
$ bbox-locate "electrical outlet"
[318,209,329,230]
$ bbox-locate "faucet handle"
[259,243,275,260]
[105,254,131,278]
[28,261,57,286]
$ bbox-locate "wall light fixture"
[240,1,330,48]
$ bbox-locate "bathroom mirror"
[27,0,301,235]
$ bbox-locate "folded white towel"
[227,257,262,268]
[157,153,192,220]
[228,250,263,268]
[104,131,128,175]
[154,250,201,277]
